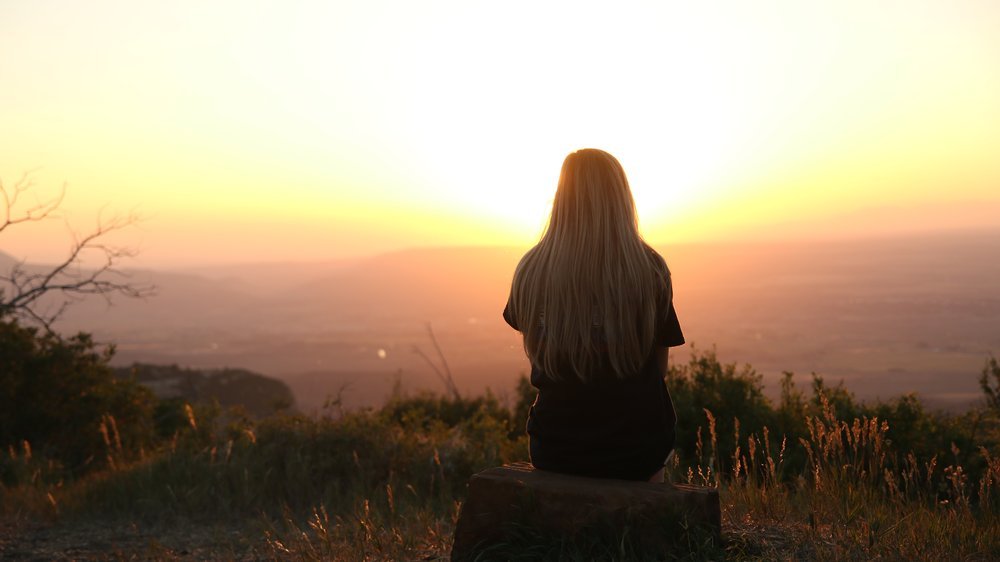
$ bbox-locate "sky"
[1,0,999,267]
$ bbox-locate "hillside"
[31,228,1000,412]
[114,364,295,418]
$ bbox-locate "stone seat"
[451,462,721,561]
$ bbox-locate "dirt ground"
[0,518,267,561]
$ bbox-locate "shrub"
[0,315,156,480]
[666,348,775,470]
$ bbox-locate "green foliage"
[665,349,999,485]
[775,371,808,437]
[56,354,994,559]
[73,395,528,520]
[0,315,156,480]
[869,394,949,459]
[381,387,511,432]
[4,325,1000,559]
[152,397,193,440]
[810,373,863,420]
[666,348,774,468]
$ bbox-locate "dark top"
[503,289,684,481]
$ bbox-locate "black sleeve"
[654,275,684,347]
[655,300,685,347]
[502,299,519,331]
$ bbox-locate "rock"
[451,462,720,561]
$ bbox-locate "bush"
[666,348,775,469]
[380,388,512,432]
[664,349,1000,484]
[0,315,156,480]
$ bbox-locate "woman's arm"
[654,347,669,379]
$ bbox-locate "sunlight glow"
[1,1,998,265]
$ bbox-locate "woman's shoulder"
[641,245,671,291]
[642,244,669,269]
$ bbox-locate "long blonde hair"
[508,148,670,381]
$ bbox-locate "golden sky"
[2,1,998,267]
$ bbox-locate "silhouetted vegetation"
[666,349,997,485]
[0,315,156,481]
[2,320,1000,559]
[0,174,153,331]
[114,363,295,419]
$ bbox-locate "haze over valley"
[14,228,997,414]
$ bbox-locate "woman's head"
[548,148,641,248]
[509,149,669,382]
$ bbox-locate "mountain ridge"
[4,228,998,413]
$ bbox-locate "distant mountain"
[177,258,362,296]
[116,363,295,418]
[0,250,15,270]
[15,228,1000,412]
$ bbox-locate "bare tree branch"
[412,346,452,396]
[0,173,155,331]
[426,322,459,398]
[412,322,460,400]
[0,171,65,235]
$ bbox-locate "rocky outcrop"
[451,462,720,561]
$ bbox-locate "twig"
[412,323,460,399]
[0,173,155,331]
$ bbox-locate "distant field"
[45,228,1000,413]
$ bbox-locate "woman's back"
[504,149,685,481]
[504,285,683,480]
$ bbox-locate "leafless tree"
[0,172,155,331]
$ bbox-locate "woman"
[503,148,684,482]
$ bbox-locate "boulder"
[451,462,720,561]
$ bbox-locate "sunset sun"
[2,0,998,263]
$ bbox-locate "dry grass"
[3,385,1000,560]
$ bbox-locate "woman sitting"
[503,148,685,482]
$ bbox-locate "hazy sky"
[2,1,999,267]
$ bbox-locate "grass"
[3,372,1000,560]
